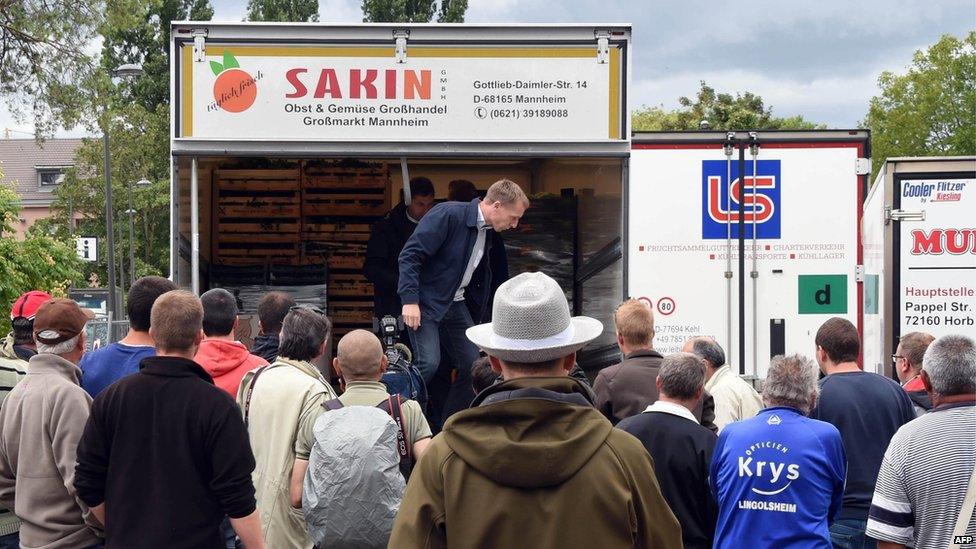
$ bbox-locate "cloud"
[632,68,883,127]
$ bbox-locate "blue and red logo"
[701,159,781,239]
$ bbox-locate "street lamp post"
[127,178,151,287]
[103,63,143,337]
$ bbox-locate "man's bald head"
[335,329,386,381]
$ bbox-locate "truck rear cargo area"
[173,155,625,372]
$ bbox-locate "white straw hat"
[466,272,603,363]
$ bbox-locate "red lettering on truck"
[284,68,432,100]
[910,229,976,255]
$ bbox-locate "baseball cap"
[10,291,53,321]
[33,298,95,345]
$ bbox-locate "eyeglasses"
[891,354,904,364]
[290,305,327,316]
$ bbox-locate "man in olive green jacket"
[390,272,682,548]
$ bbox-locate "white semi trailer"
[862,156,976,376]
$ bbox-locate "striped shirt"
[866,402,976,548]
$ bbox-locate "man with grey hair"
[683,336,761,431]
[618,352,719,549]
[0,298,102,548]
[237,306,338,549]
[867,334,976,549]
[710,354,846,548]
[391,272,681,547]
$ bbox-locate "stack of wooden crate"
[213,167,303,265]
[302,162,390,340]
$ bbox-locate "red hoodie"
[194,339,268,397]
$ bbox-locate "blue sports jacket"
[710,407,847,548]
[397,199,506,323]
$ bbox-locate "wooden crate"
[327,246,366,271]
[217,195,301,218]
[329,273,373,297]
[217,219,301,234]
[302,222,373,243]
[216,242,300,260]
[304,172,387,190]
[328,300,374,325]
[302,192,388,217]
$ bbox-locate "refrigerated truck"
[629,131,871,379]
[862,156,976,376]
[169,22,632,369]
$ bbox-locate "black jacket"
[75,356,257,548]
[462,230,508,324]
[594,349,718,432]
[365,202,419,318]
[250,332,280,364]
[618,410,718,549]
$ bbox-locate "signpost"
[76,236,98,262]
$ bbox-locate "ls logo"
[701,159,782,239]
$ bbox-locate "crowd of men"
[0,178,971,549]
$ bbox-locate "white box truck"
[862,156,976,376]
[169,22,632,370]
[629,131,871,379]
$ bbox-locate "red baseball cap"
[10,291,53,321]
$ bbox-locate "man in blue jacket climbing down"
[398,179,525,424]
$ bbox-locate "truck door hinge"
[394,29,409,63]
[855,265,864,283]
[595,30,610,64]
[856,158,872,176]
[885,206,926,224]
[192,29,208,62]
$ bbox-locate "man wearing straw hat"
[390,272,682,548]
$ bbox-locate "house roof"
[0,138,84,205]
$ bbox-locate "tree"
[632,81,823,132]
[362,0,467,23]
[864,32,976,176]
[246,0,319,22]
[0,0,103,136]
[0,185,84,336]
[47,0,214,286]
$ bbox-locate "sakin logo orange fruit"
[210,51,257,113]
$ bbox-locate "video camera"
[372,315,426,410]
[372,315,412,366]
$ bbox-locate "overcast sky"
[2,0,972,137]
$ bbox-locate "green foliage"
[0,186,84,336]
[362,0,466,23]
[246,0,319,22]
[0,0,103,136]
[632,81,823,132]
[865,32,976,177]
[43,0,214,286]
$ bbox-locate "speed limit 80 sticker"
[635,296,677,316]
